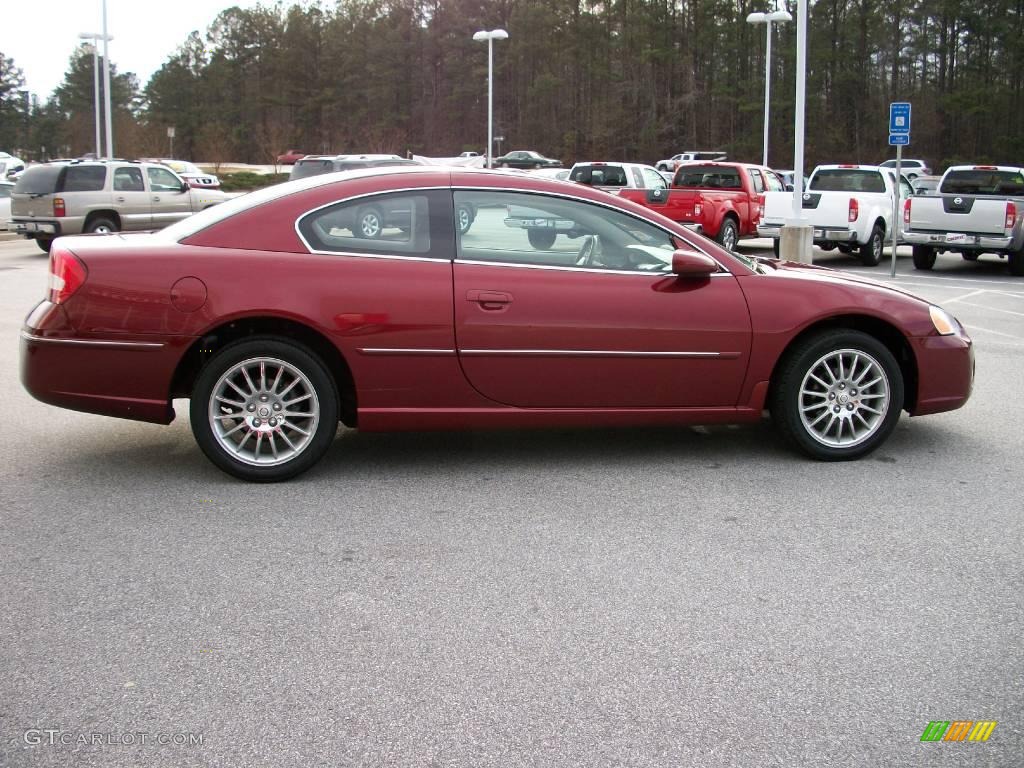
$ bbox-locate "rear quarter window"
[62,166,107,192]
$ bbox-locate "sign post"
[888,102,911,277]
[167,126,176,159]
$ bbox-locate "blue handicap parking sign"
[890,102,911,134]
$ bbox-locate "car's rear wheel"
[35,237,53,253]
[190,337,339,482]
[85,217,118,234]
[858,224,884,266]
[837,244,853,254]
[771,329,903,461]
[527,229,557,250]
[356,206,384,239]
[961,252,979,261]
[716,218,738,251]
[912,245,936,270]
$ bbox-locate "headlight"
[929,305,960,336]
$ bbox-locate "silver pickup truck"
[902,165,1024,276]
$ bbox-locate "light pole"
[472,29,508,169]
[78,33,112,158]
[746,9,791,167]
[779,0,811,263]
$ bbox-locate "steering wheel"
[576,235,597,266]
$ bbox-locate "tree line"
[2,0,1022,172]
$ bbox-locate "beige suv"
[10,160,227,252]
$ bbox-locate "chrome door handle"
[466,289,512,310]
[152,196,161,201]
[115,196,125,202]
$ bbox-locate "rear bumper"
[11,219,63,236]
[20,301,182,425]
[757,223,857,242]
[910,332,974,416]
[903,230,1015,251]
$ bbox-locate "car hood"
[754,257,932,306]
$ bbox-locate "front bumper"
[911,331,974,416]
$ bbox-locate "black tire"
[356,205,384,239]
[1010,250,1024,277]
[837,244,853,254]
[772,237,780,258]
[818,241,836,252]
[912,245,936,271]
[527,229,557,250]
[770,329,904,461]
[85,217,118,234]
[190,337,339,482]
[858,224,884,266]
[961,252,979,262]
[35,237,53,253]
[716,217,738,251]
[456,203,474,235]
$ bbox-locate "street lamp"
[472,29,508,169]
[746,8,791,167]
[78,31,113,158]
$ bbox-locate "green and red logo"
[921,721,997,742]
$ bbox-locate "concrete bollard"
[780,222,814,264]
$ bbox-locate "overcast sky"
[2,0,269,99]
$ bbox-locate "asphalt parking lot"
[1,235,1020,767]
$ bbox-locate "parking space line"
[963,324,1023,341]
[944,290,989,304]
[954,300,1024,318]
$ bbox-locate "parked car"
[276,149,308,165]
[758,164,914,264]
[493,150,561,169]
[289,154,420,181]
[0,152,26,180]
[568,162,666,193]
[458,151,480,158]
[902,165,1024,275]
[147,159,221,189]
[9,159,227,252]
[0,180,13,230]
[530,168,571,181]
[910,175,941,195]
[880,158,931,180]
[775,170,809,191]
[618,161,785,251]
[20,166,973,481]
[655,151,727,173]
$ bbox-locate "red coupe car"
[20,167,973,481]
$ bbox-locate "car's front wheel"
[771,329,903,461]
[85,217,118,234]
[190,337,339,482]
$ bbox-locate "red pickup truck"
[619,162,786,250]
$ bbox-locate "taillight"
[1006,201,1016,230]
[694,202,703,216]
[848,198,859,222]
[53,197,66,217]
[756,194,765,224]
[47,246,87,304]
[903,198,912,226]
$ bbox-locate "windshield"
[940,170,1024,196]
[810,170,885,193]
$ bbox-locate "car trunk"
[11,165,64,219]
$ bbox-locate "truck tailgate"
[11,193,55,219]
[910,196,1008,235]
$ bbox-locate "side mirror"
[785,183,794,192]
[671,249,718,277]
[180,181,190,192]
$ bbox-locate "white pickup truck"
[901,165,1024,276]
[758,164,913,266]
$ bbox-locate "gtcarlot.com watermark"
[22,729,203,747]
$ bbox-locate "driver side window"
[453,191,676,273]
